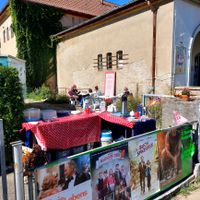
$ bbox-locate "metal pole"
[0,119,8,200]
[28,175,33,200]
[11,141,24,200]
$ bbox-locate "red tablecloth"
[22,113,101,150]
[98,112,134,128]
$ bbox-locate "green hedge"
[0,66,24,162]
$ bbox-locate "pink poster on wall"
[104,72,116,97]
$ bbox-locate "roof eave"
[52,0,147,39]
[0,3,9,25]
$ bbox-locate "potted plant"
[181,88,190,101]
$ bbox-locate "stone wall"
[162,97,200,128]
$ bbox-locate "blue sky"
[0,0,130,12]
[0,0,7,11]
[108,0,130,5]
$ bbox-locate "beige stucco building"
[55,0,200,96]
[0,5,17,56]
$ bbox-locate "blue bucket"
[101,130,112,146]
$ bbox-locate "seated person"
[82,88,93,108]
[93,86,103,109]
[94,86,102,98]
[68,85,81,103]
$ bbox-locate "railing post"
[0,119,8,200]
[28,174,34,200]
[11,141,24,200]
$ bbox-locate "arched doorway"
[190,32,200,86]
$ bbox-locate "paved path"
[0,173,29,200]
[172,188,200,200]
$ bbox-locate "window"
[3,30,6,42]
[7,27,9,41]
[10,24,14,38]
[97,54,103,70]
[106,52,112,69]
[116,50,123,69]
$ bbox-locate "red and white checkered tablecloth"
[98,111,134,128]
[22,113,101,150]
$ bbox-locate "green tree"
[0,66,24,162]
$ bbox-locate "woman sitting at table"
[68,85,82,103]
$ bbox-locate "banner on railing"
[128,134,160,200]
[35,154,92,200]
[91,143,131,200]
[34,123,195,200]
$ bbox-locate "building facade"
[55,0,200,95]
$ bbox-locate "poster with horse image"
[91,143,131,200]
[35,154,92,200]
[157,128,182,190]
[128,134,160,200]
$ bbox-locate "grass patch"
[178,177,200,197]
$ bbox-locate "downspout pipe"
[146,0,159,94]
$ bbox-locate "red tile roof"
[23,0,118,16]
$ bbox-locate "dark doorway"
[190,31,200,86]
[192,53,200,86]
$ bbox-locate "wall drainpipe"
[146,1,159,94]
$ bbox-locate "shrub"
[116,95,141,112]
[46,94,70,104]
[27,84,52,101]
[0,66,24,163]
[181,88,190,96]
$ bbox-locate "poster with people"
[175,45,186,74]
[128,134,160,200]
[157,128,182,190]
[91,143,131,200]
[35,154,92,200]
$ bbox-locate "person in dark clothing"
[146,160,151,191]
[114,164,122,186]
[68,85,82,102]
[61,160,85,190]
[138,156,146,194]
[96,172,104,200]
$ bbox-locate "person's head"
[115,163,120,171]
[104,170,108,178]
[88,88,93,93]
[42,174,58,190]
[71,85,77,90]
[95,86,99,91]
[140,156,144,163]
[99,172,103,179]
[146,160,150,165]
[109,169,113,176]
[64,160,76,178]
[124,87,129,92]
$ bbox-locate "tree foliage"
[9,0,63,89]
[0,66,24,162]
